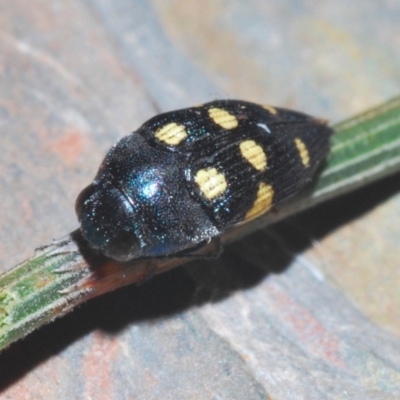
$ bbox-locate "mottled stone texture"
[0,0,400,398]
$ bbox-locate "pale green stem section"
[0,240,86,350]
[1,97,400,352]
[312,96,400,204]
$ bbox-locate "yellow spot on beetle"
[155,122,187,145]
[195,168,227,200]
[263,105,278,115]
[294,137,310,167]
[208,107,238,129]
[244,182,274,222]
[239,140,267,171]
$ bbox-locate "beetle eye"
[76,182,142,261]
[104,229,141,261]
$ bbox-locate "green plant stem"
[313,96,400,203]
[1,96,400,352]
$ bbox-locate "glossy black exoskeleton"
[76,100,333,261]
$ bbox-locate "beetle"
[76,100,333,261]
